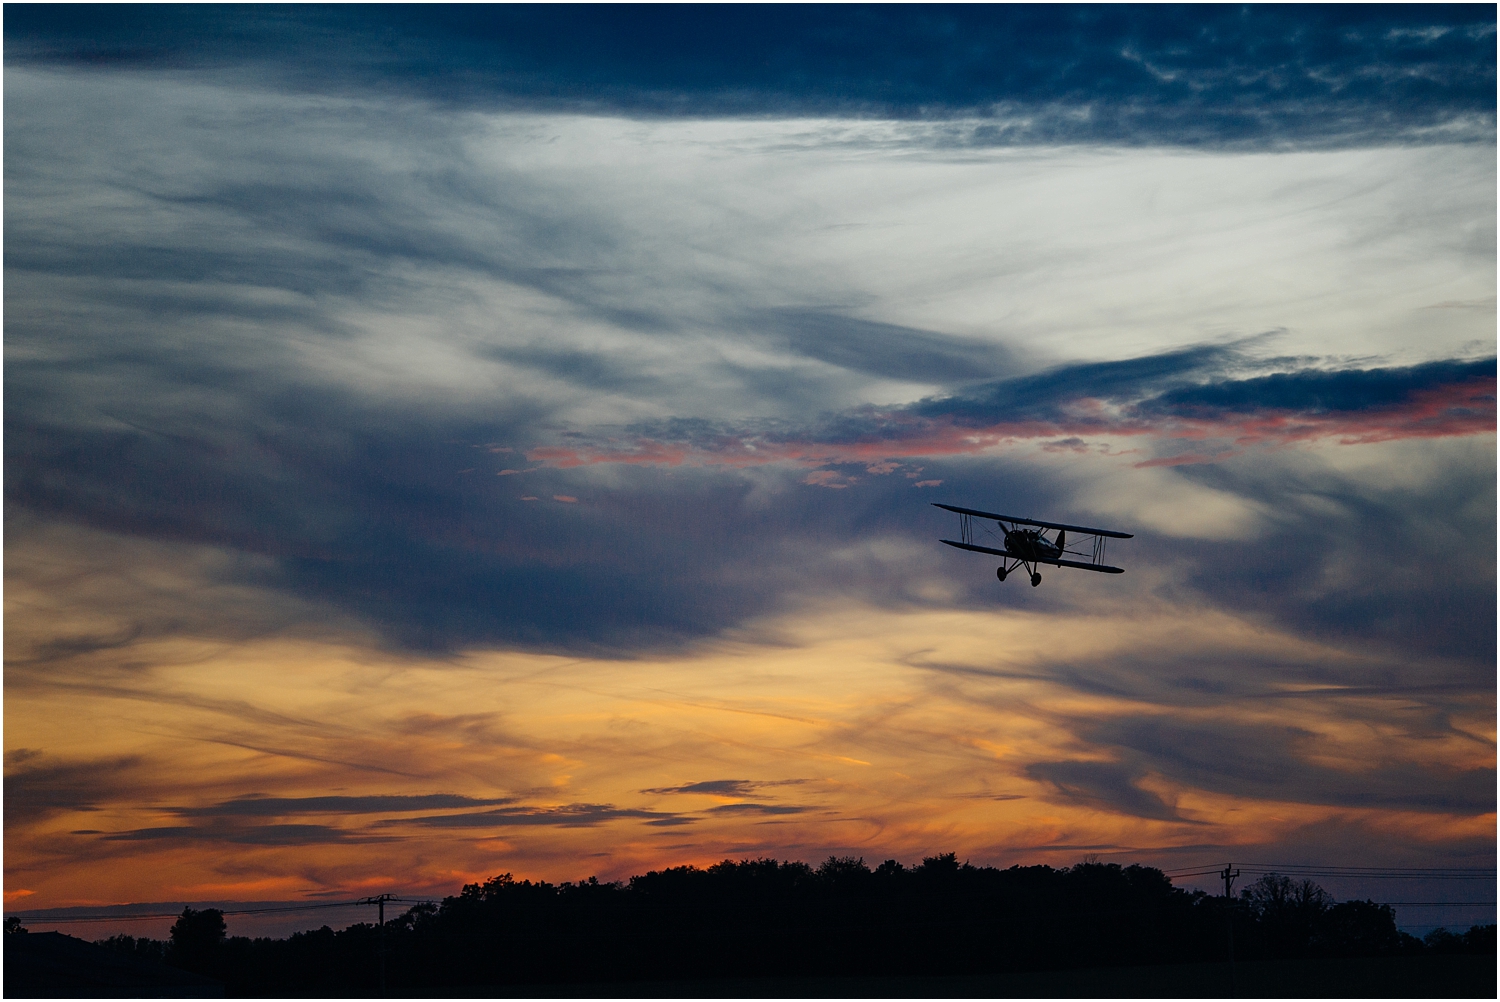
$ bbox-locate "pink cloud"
[553,495,578,503]
[1133,452,1238,469]
[913,480,942,488]
[804,470,852,488]
[518,374,1495,478]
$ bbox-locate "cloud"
[1082,715,1497,815]
[642,779,809,798]
[4,7,1493,147]
[377,804,681,828]
[7,366,1491,663]
[1024,759,1195,824]
[2,32,1492,912]
[803,471,851,489]
[704,803,813,816]
[91,824,402,846]
[755,309,1016,384]
[4,755,145,827]
[644,780,762,797]
[5,599,1491,909]
[523,354,1495,473]
[171,794,516,819]
[1170,439,1496,663]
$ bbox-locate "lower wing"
[939,538,1125,574]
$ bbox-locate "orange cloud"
[6,598,1491,914]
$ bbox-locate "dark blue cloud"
[1144,358,1497,417]
[1024,759,1192,823]
[94,824,400,846]
[1082,715,1497,814]
[704,804,812,816]
[1169,451,1496,664]
[8,337,1493,669]
[6,6,1493,147]
[755,309,1017,385]
[377,804,680,828]
[644,780,778,797]
[5,756,143,826]
[910,343,1239,426]
[585,350,1494,463]
[3,411,823,653]
[913,351,1496,428]
[171,794,516,818]
[1021,709,1496,822]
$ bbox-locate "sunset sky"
[5,7,1495,937]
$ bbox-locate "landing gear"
[1030,572,1042,587]
[996,566,1007,582]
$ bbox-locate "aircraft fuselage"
[1004,528,1061,561]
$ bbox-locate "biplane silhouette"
[933,503,1132,587]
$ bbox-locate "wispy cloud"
[3,10,1492,917]
[171,794,516,818]
[704,803,814,816]
[92,824,402,846]
[4,755,145,826]
[1025,759,1199,824]
[642,779,805,797]
[6,599,1492,908]
[377,804,682,829]
[525,354,1495,472]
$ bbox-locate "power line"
[1165,863,1495,873]
[1164,864,1495,880]
[6,897,430,925]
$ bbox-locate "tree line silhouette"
[79,856,1495,993]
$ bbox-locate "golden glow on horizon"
[6,556,1492,909]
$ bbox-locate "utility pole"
[359,894,396,996]
[1220,863,1241,993]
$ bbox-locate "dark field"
[473,955,1494,999]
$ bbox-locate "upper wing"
[939,539,1125,573]
[931,503,1133,539]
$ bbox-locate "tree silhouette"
[75,857,1496,993]
[168,906,225,973]
[1319,899,1403,957]
[1242,873,1333,958]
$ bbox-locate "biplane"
[933,503,1132,587]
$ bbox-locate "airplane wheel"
[1030,572,1042,587]
[996,567,1007,582]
